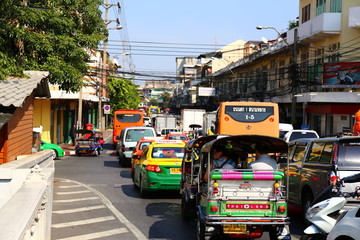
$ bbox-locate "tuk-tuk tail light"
[277,205,287,214]
[210,205,219,213]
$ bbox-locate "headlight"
[306,202,329,219]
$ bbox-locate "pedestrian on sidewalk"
[69,124,76,146]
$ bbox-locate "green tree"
[108,76,141,111]
[159,91,171,109]
[149,98,159,106]
[288,20,299,30]
[0,0,106,92]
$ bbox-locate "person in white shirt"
[248,148,278,170]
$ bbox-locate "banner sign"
[198,87,216,96]
[323,62,360,88]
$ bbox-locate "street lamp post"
[256,25,298,127]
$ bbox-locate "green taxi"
[133,140,186,197]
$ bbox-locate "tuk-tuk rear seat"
[211,171,284,180]
[210,170,285,200]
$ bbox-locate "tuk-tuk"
[75,129,103,156]
[180,135,219,220]
[196,135,290,240]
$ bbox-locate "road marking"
[52,216,115,228]
[54,228,128,240]
[56,190,91,195]
[58,185,82,189]
[53,205,106,214]
[53,196,99,203]
[56,178,148,240]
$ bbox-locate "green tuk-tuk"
[195,135,291,240]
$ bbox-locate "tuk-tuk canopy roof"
[185,135,219,149]
[201,135,288,154]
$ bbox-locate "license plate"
[170,168,181,174]
[223,224,246,234]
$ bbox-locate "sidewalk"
[60,129,113,155]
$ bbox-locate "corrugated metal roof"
[0,71,49,108]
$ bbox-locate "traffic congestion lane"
[52,141,305,240]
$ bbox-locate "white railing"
[0,150,55,240]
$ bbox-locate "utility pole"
[291,28,298,127]
[98,0,121,131]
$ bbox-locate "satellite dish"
[261,37,268,44]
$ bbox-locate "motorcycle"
[300,173,360,240]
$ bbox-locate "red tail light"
[146,165,162,173]
[278,205,287,213]
[210,205,218,212]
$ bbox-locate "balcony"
[298,12,341,42]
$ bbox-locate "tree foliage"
[159,91,171,109]
[0,0,106,92]
[108,76,141,111]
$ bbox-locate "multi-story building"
[173,0,360,137]
[34,48,117,144]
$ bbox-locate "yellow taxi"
[132,139,186,197]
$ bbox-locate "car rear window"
[125,129,155,142]
[169,135,188,140]
[338,142,360,167]
[289,132,318,142]
[116,114,141,123]
[152,147,184,158]
[140,142,151,150]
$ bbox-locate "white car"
[116,127,156,167]
[279,123,294,138]
[283,129,319,142]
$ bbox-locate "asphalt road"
[51,143,305,240]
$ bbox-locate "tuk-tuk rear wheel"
[181,194,196,220]
[196,214,205,240]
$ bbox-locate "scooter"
[300,173,360,240]
[327,204,360,240]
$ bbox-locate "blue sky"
[106,0,299,77]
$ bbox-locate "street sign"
[103,105,111,114]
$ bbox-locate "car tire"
[139,177,148,198]
[76,150,82,156]
[51,149,58,160]
[302,191,314,218]
[196,212,206,240]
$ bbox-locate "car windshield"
[289,132,318,141]
[152,147,184,158]
[125,129,154,142]
[338,142,360,166]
